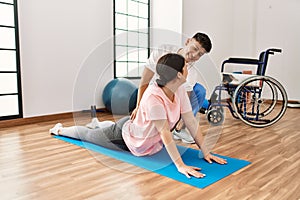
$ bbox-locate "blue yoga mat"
[54,135,250,189]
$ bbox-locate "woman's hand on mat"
[177,165,205,179]
[204,153,227,165]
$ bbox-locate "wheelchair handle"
[268,48,282,54]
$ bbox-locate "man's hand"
[130,107,138,120]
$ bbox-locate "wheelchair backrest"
[257,51,269,76]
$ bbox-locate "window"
[114,0,150,79]
[0,0,22,120]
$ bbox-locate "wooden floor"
[0,108,300,200]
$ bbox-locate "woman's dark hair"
[192,32,212,53]
[156,53,185,87]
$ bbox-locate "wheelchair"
[206,48,288,128]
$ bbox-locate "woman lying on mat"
[50,53,227,179]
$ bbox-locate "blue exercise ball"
[102,78,138,115]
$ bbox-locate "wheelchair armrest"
[226,58,259,64]
[221,58,260,72]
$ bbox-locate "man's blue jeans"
[190,83,209,116]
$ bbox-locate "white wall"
[183,0,235,68]
[183,0,300,100]
[151,0,183,46]
[18,0,114,117]
[232,0,257,56]
[255,0,300,100]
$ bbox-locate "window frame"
[0,0,23,120]
[113,0,150,79]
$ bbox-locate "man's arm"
[130,67,154,120]
[137,67,154,106]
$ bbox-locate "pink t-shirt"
[122,82,192,156]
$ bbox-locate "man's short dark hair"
[192,32,212,53]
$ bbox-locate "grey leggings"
[59,116,130,151]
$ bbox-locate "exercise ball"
[102,78,138,115]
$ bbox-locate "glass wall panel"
[139,3,148,18]
[139,48,148,63]
[115,0,127,13]
[128,16,138,31]
[115,62,128,77]
[115,46,128,61]
[0,50,16,71]
[128,0,138,16]
[0,1,22,119]
[139,33,148,47]
[115,30,127,45]
[114,0,149,78]
[127,48,138,61]
[1,0,14,3]
[128,63,139,77]
[0,73,18,94]
[127,31,139,47]
[115,14,127,30]
[0,27,15,49]
[0,4,14,26]
[138,18,148,32]
[0,95,19,117]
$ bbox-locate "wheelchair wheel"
[207,109,224,126]
[210,105,224,113]
[232,76,288,128]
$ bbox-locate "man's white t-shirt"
[145,44,199,92]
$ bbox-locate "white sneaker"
[173,129,195,144]
[86,118,100,129]
[49,123,63,135]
